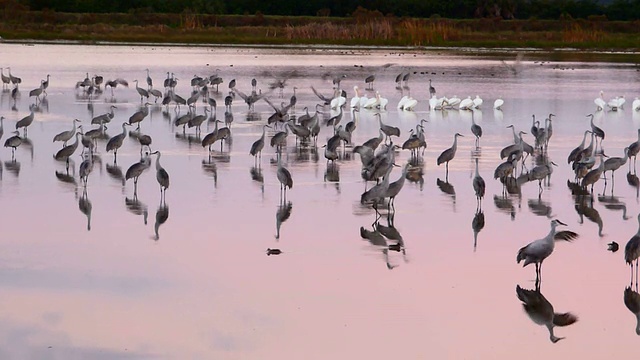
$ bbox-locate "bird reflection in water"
[360,224,395,270]
[574,195,603,237]
[125,194,148,225]
[378,211,408,265]
[598,194,630,220]
[472,209,485,251]
[528,196,553,218]
[250,166,264,194]
[437,178,456,208]
[106,162,126,187]
[627,171,640,200]
[494,194,516,220]
[21,136,34,162]
[405,162,424,191]
[624,283,640,335]
[275,197,293,240]
[324,162,340,193]
[154,200,169,240]
[202,156,218,188]
[78,188,92,231]
[4,159,20,177]
[516,284,578,343]
[174,130,201,148]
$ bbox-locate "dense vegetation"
[10,0,640,20]
[0,0,638,49]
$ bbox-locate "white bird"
[330,90,346,110]
[459,96,474,110]
[633,97,640,111]
[517,219,578,279]
[363,92,380,109]
[350,86,362,109]
[447,95,461,108]
[594,91,606,111]
[472,95,483,109]
[494,97,504,110]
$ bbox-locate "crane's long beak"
[555,219,567,226]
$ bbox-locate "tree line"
[13,0,640,21]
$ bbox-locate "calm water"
[1,43,640,359]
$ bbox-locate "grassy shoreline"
[1,11,640,52]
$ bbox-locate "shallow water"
[1,43,640,359]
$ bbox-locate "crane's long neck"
[155,153,162,170]
[635,313,640,335]
[452,135,459,150]
[511,127,518,143]
[636,129,640,142]
[580,131,589,147]
[474,158,480,177]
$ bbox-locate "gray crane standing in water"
[516,219,578,282]
[106,122,131,163]
[53,118,81,147]
[54,132,82,170]
[125,152,152,195]
[4,130,22,159]
[587,113,605,150]
[277,155,293,199]
[134,80,149,103]
[250,125,269,163]
[15,110,34,137]
[437,133,463,178]
[471,112,482,147]
[151,151,170,199]
[625,213,640,283]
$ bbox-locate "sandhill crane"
[145,68,153,89]
[53,119,81,147]
[54,133,82,170]
[437,133,463,177]
[628,129,640,168]
[125,153,152,194]
[4,131,22,159]
[151,151,169,198]
[567,130,592,164]
[471,112,482,147]
[277,155,293,198]
[625,213,640,282]
[250,125,269,162]
[603,147,629,184]
[588,113,605,149]
[376,114,400,142]
[7,67,21,87]
[364,74,375,90]
[128,103,151,130]
[106,123,131,163]
[15,110,34,136]
[0,68,10,88]
[517,219,578,281]
[134,80,149,102]
[92,105,117,125]
[429,79,436,97]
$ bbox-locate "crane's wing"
[311,86,330,103]
[232,88,248,101]
[554,231,578,242]
[262,97,279,112]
